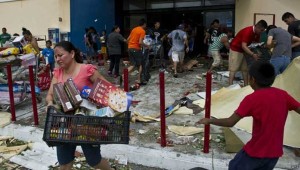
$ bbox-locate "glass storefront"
[123,0,235,10]
[119,0,235,55]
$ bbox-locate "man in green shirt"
[0,27,11,47]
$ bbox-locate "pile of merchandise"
[0,36,42,110]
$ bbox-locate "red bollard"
[160,71,166,147]
[203,71,212,153]
[6,64,16,121]
[123,68,129,92]
[28,66,39,126]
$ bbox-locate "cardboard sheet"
[0,112,11,128]
[211,57,300,147]
[173,106,194,115]
[168,125,204,136]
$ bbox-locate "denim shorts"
[229,149,279,170]
[56,144,101,167]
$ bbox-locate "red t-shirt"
[230,26,260,53]
[235,87,300,158]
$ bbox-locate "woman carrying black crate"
[46,41,115,170]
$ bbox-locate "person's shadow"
[189,168,208,170]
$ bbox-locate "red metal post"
[6,64,16,121]
[203,71,212,153]
[159,71,166,147]
[123,68,129,92]
[28,66,39,126]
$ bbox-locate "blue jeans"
[270,56,290,76]
[292,51,300,61]
[57,144,101,166]
[229,149,279,170]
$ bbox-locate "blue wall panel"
[70,0,115,52]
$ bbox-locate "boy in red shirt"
[197,61,300,170]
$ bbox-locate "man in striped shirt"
[207,29,233,73]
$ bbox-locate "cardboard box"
[64,78,83,107]
[53,83,74,113]
[88,79,132,112]
[12,36,27,48]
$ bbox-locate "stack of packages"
[51,78,133,142]
[0,36,38,65]
[53,78,133,117]
[0,82,26,104]
[0,36,39,106]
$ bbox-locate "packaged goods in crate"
[88,78,133,112]
[43,106,131,146]
[64,78,83,107]
[76,101,116,117]
[53,83,74,113]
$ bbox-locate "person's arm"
[119,34,127,43]
[221,36,230,49]
[90,70,108,83]
[291,36,300,48]
[204,32,210,44]
[242,42,259,60]
[127,34,131,42]
[266,36,274,49]
[196,112,242,127]
[184,37,189,53]
[31,38,40,54]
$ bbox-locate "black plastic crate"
[43,106,131,147]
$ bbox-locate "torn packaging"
[53,83,74,113]
[64,78,83,107]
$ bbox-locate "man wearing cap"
[168,24,189,78]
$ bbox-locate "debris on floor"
[0,136,29,160]
[168,125,204,136]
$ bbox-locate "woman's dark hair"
[249,61,275,87]
[22,27,32,36]
[54,41,83,63]
[111,25,119,32]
